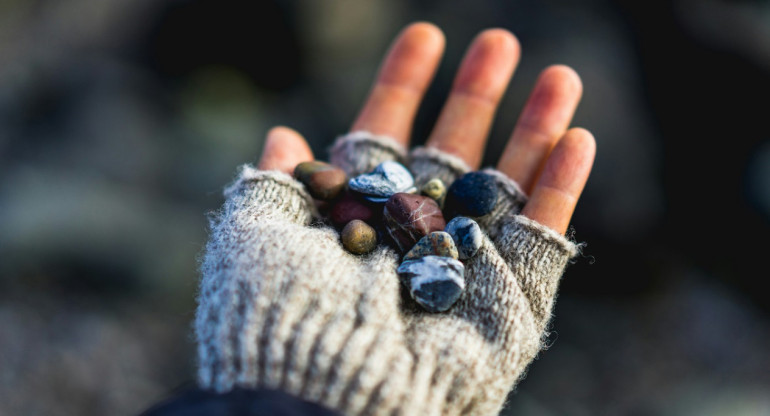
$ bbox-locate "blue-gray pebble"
[397,255,465,313]
[444,216,483,260]
[362,195,390,203]
[348,161,415,200]
[446,172,498,217]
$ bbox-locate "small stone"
[348,161,415,201]
[444,217,483,259]
[445,172,498,217]
[403,231,458,261]
[420,178,446,207]
[383,193,446,252]
[330,192,376,226]
[294,161,348,200]
[362,195,390,204]
[341,220,377,254]
[397,256,465,313]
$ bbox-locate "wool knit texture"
[196,131,579,416]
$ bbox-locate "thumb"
[258,126,314,173]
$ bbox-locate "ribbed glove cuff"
[329,131,407,177]
[408,146,471,188]
[224,166,316,225]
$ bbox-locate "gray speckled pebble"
[349,161,415,201]
[403,231,458,261]
[445,216,483,259]
[397,255,465,313]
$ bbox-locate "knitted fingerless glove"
[196,132,579,416]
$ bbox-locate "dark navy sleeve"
[140,387,343,416]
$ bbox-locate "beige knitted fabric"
[196,132,579,416]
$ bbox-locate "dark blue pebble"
[363,195,390,203]
[445,172,498,217]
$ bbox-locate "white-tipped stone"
[349,161,415,200]
[397,255,465,312]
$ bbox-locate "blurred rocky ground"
[0,0,768,415]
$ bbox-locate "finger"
[521,128,595,235]
[351,22,445,144]
[258,126,314,174]
[426,29,520,168]
[497,65,583,194]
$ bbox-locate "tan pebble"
[341,220,377,254]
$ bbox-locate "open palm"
[259,22,595,235]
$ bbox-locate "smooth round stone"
[403,231,458,261]
[420,178,446,208]
[383,193,446,252]
[445,216,483,259]
[294,161,348,200]
[348,161,415,200]
[341,220,377,254]
[445,172,498,217]
[397,255,465,313]
[330,192,376,226]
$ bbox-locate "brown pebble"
[341,220,377,254]
[294,161,348,200]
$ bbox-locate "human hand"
[197,22,595,416]
[259,22,595,236]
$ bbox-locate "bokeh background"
[1,0,769,414]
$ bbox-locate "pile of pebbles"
[294,160,498,313]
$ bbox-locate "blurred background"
[1,0,769,414]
